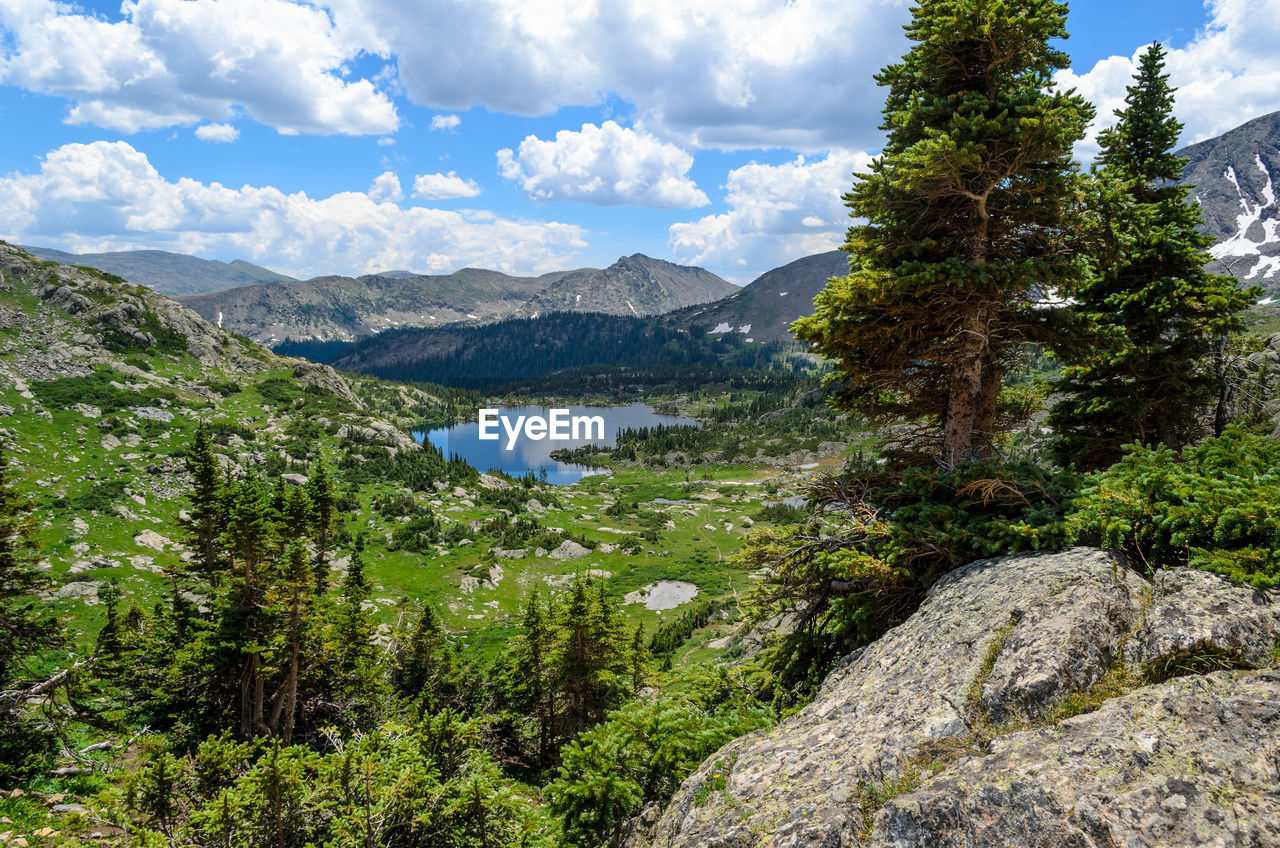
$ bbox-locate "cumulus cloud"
[0,0,398,135]
[332,0,910,151]
[412,171,482,199]
[497,121,708,208]
[194,123,239,143]
[0,141,585,277]
[1058,0,1280,154]
[430,114,461,131]
[669,150,871,280]
[368,171,403,202]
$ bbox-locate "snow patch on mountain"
[1209,154,1280,283]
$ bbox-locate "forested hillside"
[330,312,783,387]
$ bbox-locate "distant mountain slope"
[180,269,549,344]
[667,251,848,343]
[520,254,738,317]
[20,245,294,296]
[1176,111,1280,296]
[180,254,733,343]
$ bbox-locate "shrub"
[738,459,1077,692]
[1069,426,1280,587]
[547,665,773,848]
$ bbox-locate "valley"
[0,241,847,664]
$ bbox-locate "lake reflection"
[414,402,700,485]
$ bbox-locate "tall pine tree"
[0,443,59,689]
[181,423,227,583]
[1049,43,1255,469]
[793,0,1093,463]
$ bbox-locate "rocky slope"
[20,245,294,296]
[631,548,1280,848]
[666,251,848,344]
[1177,110,1280,297]
[178,254,733,344]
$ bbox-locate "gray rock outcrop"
[636,548,1280,848]
[877,671,1280,848]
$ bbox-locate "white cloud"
[368,171,403,202]
[412,171,482,199]
[0,0,398,135]
[497,121,708,208]
[669,150,871,280]
[333,0,910,151]
[194,123,239,143]
[1058,0,1280,155]
[0,141,586,277]
[430,114,461,131]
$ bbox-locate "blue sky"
[1,0,1277,283]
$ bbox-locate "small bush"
[1069,426,1280,587]
[31,369,139,413]
[255,377,302,405]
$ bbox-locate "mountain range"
[18,245,294,296]
[18,110,1280,348]
[175,254,738,344]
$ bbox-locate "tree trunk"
[239,654,258,738]
[972,355,1002,456]
[282,645,300,745]
[943,307,989,465]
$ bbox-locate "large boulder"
[636,548,1280,848]
[638,548,1151,848]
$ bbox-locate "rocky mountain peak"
[1177,110,1280,295]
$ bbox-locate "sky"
[1,0,1277,284]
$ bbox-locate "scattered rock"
[133,530,173,551]
[132,406,173,423]
[548,539,591,560]
[54,581,102,602]
[70,403,101,419]
[281,473,309,486]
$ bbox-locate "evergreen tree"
[266,542,313,744]
[792,0,1093,463]
[0,443,61,780]
[305,461,336,592]
[1049,43,1255,469]
[0,443,58,687]
[220,473,279,737]
[508,590,554,764]
[393,603,459,716]
[181,423,227,583]
[95,578,124,662]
